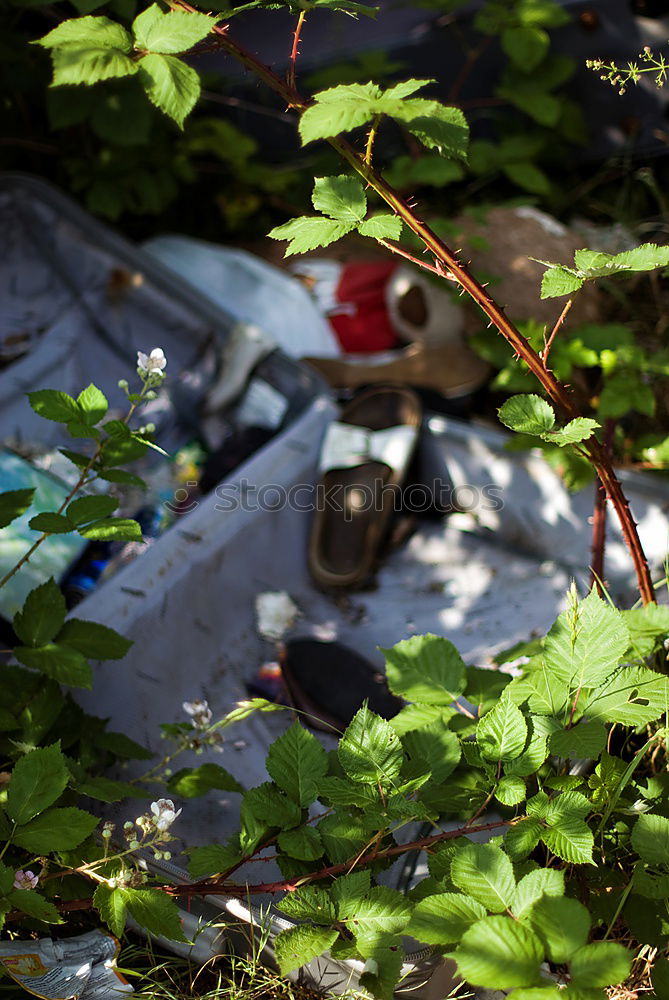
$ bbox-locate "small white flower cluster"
[137,347,167,376]
[181,698,224,752]
[129,799,182,858]
[183,699,212,729]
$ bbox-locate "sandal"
[279,638,403,732]
[308,386,421,589]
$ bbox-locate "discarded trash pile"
[3,175,669,1000]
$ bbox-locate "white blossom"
[14,870,38,890]
[255,591,299,641]
[137,347,167,376]
[150,798,182,832]
[183,698,212,728]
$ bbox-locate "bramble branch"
[172,2,655,606]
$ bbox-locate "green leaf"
[9,890,63,924]
[504,818,543,861]
[501,25,549,71]
[406,893,486,945]
[455,915,544,990]
[570,942,632,988]
[77,384,108,425]
[338,885,412,951]
[652,958,669,997]
[0,864,16,896]
[274,926,339,975]
[168,763,243,798]
[517,0,570,28]
[7,743,69,825]
[549,721,607,760]
[502,161,551,196]
[51,46,138,87]
[14,807,98,852]
[59,449,93,470]
[299,82,380,144]
[132,4,213,53]
[97,469,147,488]
[66,420,100,440]
[631,813,669,865]
[13,579,66,648]
[67,495,119,526]
[496,775,526,806]
[14,644,92,688]
[544,588,629,689]
[382,634,466,705]
[0,489,35,529]
[540,266,583,299]
[527,896,590,963]
[239,798,277,853]
[36,15,132,50]
[316,776,380,808]
[402,724,460,783]
[187,841,242,878]
[277,826,324,861]
[358,215,403,240]
[502,89,562,126]
[28,512,73,534]
[121,887,188,942]
[138,52,199,128]
[584,665,668,726]
[542,796,594,865]
[477,696,527,761]
[451,843,516,913]
[266,722,328,806]
[512,868,564,919]
[389,704,455,736]
[312,175,366,223]
[498,394,555,436]
[317,811,369,863]
[95,730,153,759]
[359,943,403,1000]
[545,417,599,446]
[338,705,403,786]
[277,887,335,923]
[94,884,127,937]
[382,78,434,101]
[78,517,142,541]
[405,104,469,160]
[267,217,355,256]
[78,776,147,802]
[57,619,132,660]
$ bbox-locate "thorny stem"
[16,818,510,920]
[287,9,306,91]
[173,3,655,607]
[377,239,458,279]
[170,818,511,897]
[542,295,575,362]
[364,114,381,166]
[590,418,615,594]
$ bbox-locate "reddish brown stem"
[287,9,306,91]
[590,418,615,594]
[377,239,456,279]
[543,295,575,363]
[175,818,509,897]
[8,820,510,921]
[173,3,655,606]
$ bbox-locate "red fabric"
[329,261,399,353]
